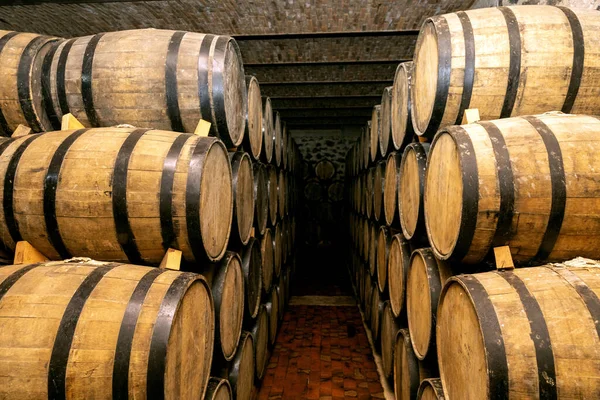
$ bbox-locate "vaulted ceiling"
[0,0,478,130]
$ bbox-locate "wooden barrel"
[361,218,369,262]
[394,329,435,400]
[370,105,381,162]
[0,128,232,264]
[229,151,254,246]
[411,6,600,138]
[328,181,345,202]
[438,261,600,399]
[379,86,393,157]
[381,300,401,379]
[304,178,323,202]
[253,163,268,235]
[46,29,246,147]
[365,167,374,219]
[373,160,386,222]
[384,152,401,226]
[315,159,335,181]
[273,222,283,279]
[244,76,263,160]
[276,280,285,322]
[205,378,232,400]
[418,379,445,400]
[363,269,373,321]
[0,31,60,136]
[277,169,286,218]
[391,62,415,150]
[228,331,255,400]
[399,142,429,241]
[376,226,392,293]
[259,228,274,295]
[261,97,274,163]
[370,287,384,343]
[274,111,282,167]
[249,304,269,381]
[363,123,370,168]
[267,165,278,225]
[241,238,262,320]
[0,260,214,399]
[407,248,453,361]
[266,288,279,346]
[368,221,378,277]
[388,233,412,318]
[282,123,288,170]
[204,252,244,362]
[425,113,600,264]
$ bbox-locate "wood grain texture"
[0,260,214,400]
[412,6,600,137]
[0,128,232,264]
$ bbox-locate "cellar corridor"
[257,240,388,399]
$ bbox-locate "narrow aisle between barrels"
[258,248,386,399]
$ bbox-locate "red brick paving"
[258,305,385,400]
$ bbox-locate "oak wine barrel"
[0,31,60,136]
[363,269,373,321]
[411,6,600,138]
[267,165,278,225]
[282,123,289,170]
[363,123,370,168]
[394,329,436,400]
[361,218,369,262]
[249,304,269,380]
[0,260,214,399]
[370,287,384,344]
[266,288,279,345]
[425,113,600,264]
[276,280,285,322]
[243,76,263,160]
[327,181,345,202]
[253,163,268,235]
[205,378,232,400]
[46,29,247,147]
[391,61,415,150]
[379,86,393,157]
[241,237,262,320]
[315,159,335,181]
[388,233,412,318]
[399,142,429,241]
[229,151,254,246]
[407,248,454,361]
[370,105,381,162]
[228,331,255,400]
[418,379,445,400]
[305,178,323,202]
[438,260,600,399]
[259,228,274,295]
[368,221,378,277]
[273,222,283,279]
[274,111,282,167]
[373,160,385,222]
[384,152,401,226]
[0,128,232,264]
[376,226,392,293]
[261,97,274,163]
[203,251,244,362]
[365,168,374,219]
[381,300,401,379]
[278,169,286,218]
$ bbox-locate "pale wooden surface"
[0,261,213,399]
[370,105,381,162]
[438,261,600,398]
[391,62,414,149]
[387,233,411,318]
[0,128,232,264]
[384,152,402,226]
[245,76,263,160]
[412,6,600,136]
[13,240,49,264]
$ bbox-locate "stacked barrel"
[0,28,303,400]
[347,5,600,400]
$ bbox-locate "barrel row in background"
[345,5,600,400]
[0,27,305,400]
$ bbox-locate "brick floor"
[257,304,385,400]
